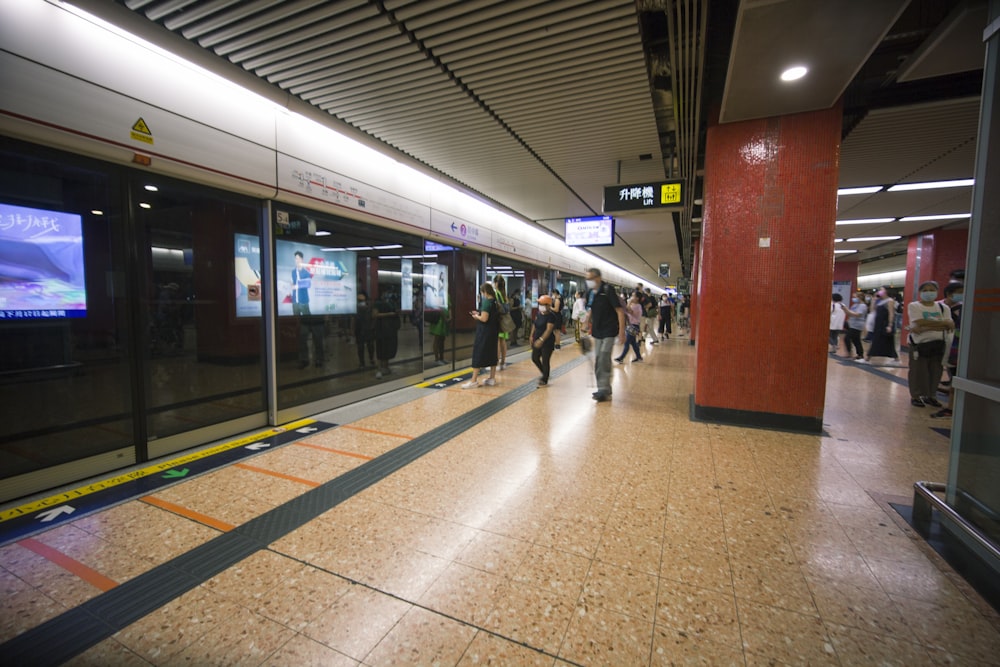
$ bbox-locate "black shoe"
[537,379,548,387]
[922,396,943,408]
[930,408,952,419]
[592,392,610,402]
[911,398,925,407]
[614,357,624,364]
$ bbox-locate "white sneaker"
[461,381,479,389]
[484,378,497,386]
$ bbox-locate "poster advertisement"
[422,263,448,311]
[276,240,356,316]
[0,203,87,319]
[401,259,413,311]
[234,233,262,318]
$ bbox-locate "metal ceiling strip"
[211,2,367,56]
[159,0,242,30]
[354,107,494,136]
[448,18,638,73]
[475,62,647,100]
[281,49,430,92]
[342,97,475,126]
[261,36,416,82]
[197,0,328,49]
[142,0,201,22]
[461,44,642,90]
[305,71,446,106]
[331,84,461,117]
[238,13,390,69]
[178,0,283,40]
[404,0,590,37]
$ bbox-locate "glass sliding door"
[132,176,266,454]
[0,138,135,500]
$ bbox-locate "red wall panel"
[695,105,841,422]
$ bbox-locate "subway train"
[0,1,643,503]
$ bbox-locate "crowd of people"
[829,269,964,419]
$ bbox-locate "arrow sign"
[295,427,318,434]
[450,222,457,231]
[162,468,189,479]
[246,442,271,451]
[37,506,75,522]
[434,383,446,388]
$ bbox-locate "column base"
[690,395,825,435]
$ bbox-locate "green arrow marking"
[162,468,189,479]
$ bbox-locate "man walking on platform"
[584,268,625,402]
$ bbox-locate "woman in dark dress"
[867,289,899,364]
[462,283,499,388]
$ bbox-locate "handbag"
[626,323,640,337]
[499,311,516,334]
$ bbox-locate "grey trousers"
[908,346,943,399]
[593,336,616,394]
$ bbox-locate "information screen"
[565,216,615,247]
[0,203,87,320]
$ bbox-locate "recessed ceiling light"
[314,230,331,236]
[91,210,104,216]
[898,213,971,222]
[835,218,895,225]
[834,250,857,254]
[846,236,902,242]
[139,202,151,209]
[887,179,974,192]
[144,185,158,192]
[780,66,807,82]
[837,186,883,196]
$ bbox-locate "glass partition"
[0,138,134,482]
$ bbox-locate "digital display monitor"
[234,233,262,318]
[565,216,615,247]
[276,240,356,316]
[0,203,87,320]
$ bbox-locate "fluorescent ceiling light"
[139,202,151,209]
[373,244,403,250]
[314,230,331,237]
[320,247,346,252]
[846,236,902,242]
[835,218,895,225]
[378,255,401,259]
[834,250,857,254]
[898,213,971,222]
[91,210,104,216]
[780,66,807,81]
[887,179,974,192]
[837,186,883,196]
[834,239,843,243]
[144,185,159,192]
[346,246,373,251]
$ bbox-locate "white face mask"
[585,279,596,289]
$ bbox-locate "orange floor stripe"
[18,538,119,592]
[338,424,413,440]
[140,496,235,533]
[234,463,321,487]
[295,441,374,460]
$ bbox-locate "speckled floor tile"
[62,638,153,666]
[512,544,593,600]
[890,595,1000,665]
[456,530,533,579]
[303,585,412,661]
[557,601,655,666]
[364,606,477,665]
[418,562,508,625]
[650,624,746,666]
[483,580,578,655]
[737,598,839,666]
[824,622,933,666]
[581,560,659,622]
[263,634,359,666]
[655,580,741,649]
[160,604,295,667]
[456,631,557,666]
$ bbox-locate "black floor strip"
[0,355,588,667]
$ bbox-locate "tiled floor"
[2,336,999,666]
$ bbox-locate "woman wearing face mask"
[867,288,900,365]
[906,280,954,408]
[462,283,499,389]
[843,291,868,361]
[530,295,559,386]
[614,292,644,364]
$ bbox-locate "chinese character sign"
[602,181,684,212]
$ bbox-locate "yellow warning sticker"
[130,117,153,145]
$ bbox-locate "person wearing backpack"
[643,289,659,344]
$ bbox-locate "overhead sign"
[658,263,670,278]
[603,180,684,212]
[565,216,615,247]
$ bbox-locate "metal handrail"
[913,481,1000,564]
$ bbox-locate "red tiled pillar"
[693,105,842,433]
[688,238,700,344]
[833,260,859,295]
[902,228,968,327]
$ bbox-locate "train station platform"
[2,336,999,666]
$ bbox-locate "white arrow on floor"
[295,426,318,434]
[37,506,75,522]
[246,442,271,451]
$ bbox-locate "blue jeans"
[593,336,616,394]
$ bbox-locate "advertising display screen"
[565,216,615,247]
[234,233,262,318]
[275,240,356,316]
[0,203,87,319]
[422,263,448,311]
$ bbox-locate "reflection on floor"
[2,335,999,666]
